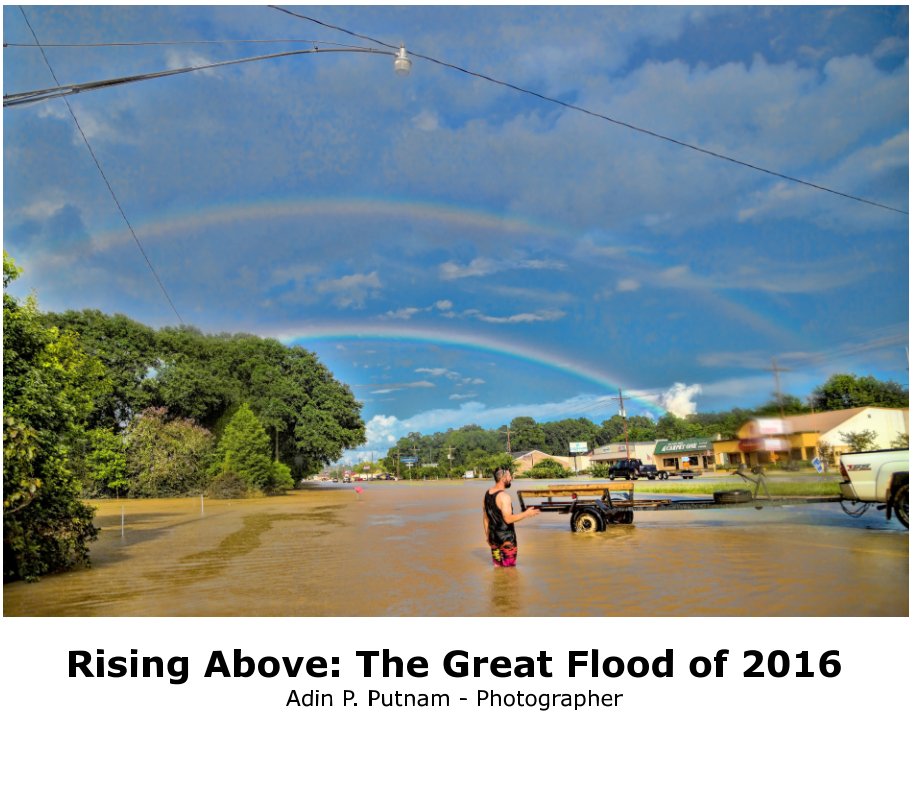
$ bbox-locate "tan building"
[589,441,658,465]
[712,406,908,468]
[512,449,574,473]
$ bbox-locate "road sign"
[811,457,824,473]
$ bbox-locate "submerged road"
[4,480,907,616]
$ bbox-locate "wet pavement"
[3,480,908,616]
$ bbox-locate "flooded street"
[4,481,908,616]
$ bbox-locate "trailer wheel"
[610,509,634,524]
[714,489,753,504]
[570,509,604,533]
[660,471,669,480]
[892,483,908,529]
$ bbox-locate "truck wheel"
[714,489,752,504]
[571,509,604,533]
[893,484,909,529]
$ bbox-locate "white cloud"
[412,110,440,131]
[316,271,382,308]
[464,308,566,324]
[617,278,640,292]
[439,257,496,280]
[658,383,702,418]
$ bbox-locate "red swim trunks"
[490,540,518,567]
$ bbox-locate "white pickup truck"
[839,448,908,528]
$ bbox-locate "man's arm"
[496,491,540,524]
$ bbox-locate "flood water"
[3,481,908,616]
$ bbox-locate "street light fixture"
[393,46,411,75]
[4,44,411,107]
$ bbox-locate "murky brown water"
[3,481,908,616]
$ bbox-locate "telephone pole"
[770,357,791,419]
[619,388,632,461]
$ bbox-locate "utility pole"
[770,357,791,419]
[506,426,511,453]
[618,388,632,461]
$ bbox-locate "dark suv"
[608,459,668,480]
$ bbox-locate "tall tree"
[811,373,908,411]
[3,254,107,580]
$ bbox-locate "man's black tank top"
[484,490,516,546]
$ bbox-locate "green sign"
[653,438,712,455]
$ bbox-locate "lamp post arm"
[4,46,399,107]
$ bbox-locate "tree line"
[3,254,365,580]
[380,376,908,479]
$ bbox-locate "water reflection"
[490,568,521,615]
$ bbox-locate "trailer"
[516,474,843,533]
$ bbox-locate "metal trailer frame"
[516,474,842,533]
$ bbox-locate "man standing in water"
[484,467,540,567]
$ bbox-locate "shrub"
[528,459,570,479]
[207,471,249,499]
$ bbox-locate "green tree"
[811,373,908,411]
[85,427,129,496]
[508,416,546,451]
[125,408,214,497]
[891,432,909,449]
[214,403,275,491]
[839,429,879,453]
[3,253,107,580]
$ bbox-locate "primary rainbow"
[275,321,664,417]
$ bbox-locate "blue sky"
[2,5,909,462]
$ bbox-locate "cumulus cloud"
[657,383,702,418]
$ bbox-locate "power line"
[18,6,184,325]
[269,5,907,217]
[4,38,354,48]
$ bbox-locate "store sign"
[569,442,588,454]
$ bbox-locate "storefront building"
[653,438,715,472]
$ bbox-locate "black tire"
[714,489,753,504]
[660,471,669,480]
[893,483,908,529]
[571,509,604,533]
[610,509,634,524]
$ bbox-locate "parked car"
[608,459,668,480]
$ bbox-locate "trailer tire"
[892,483,908,529]
[571,509,604,533]
[714,489,753,504]
[610,509,634,524]
[660,471,669,480]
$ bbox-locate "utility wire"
[3,44,395,106]
[269,5,907,216]
[5,38,353,47]
[17,6,184,324]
